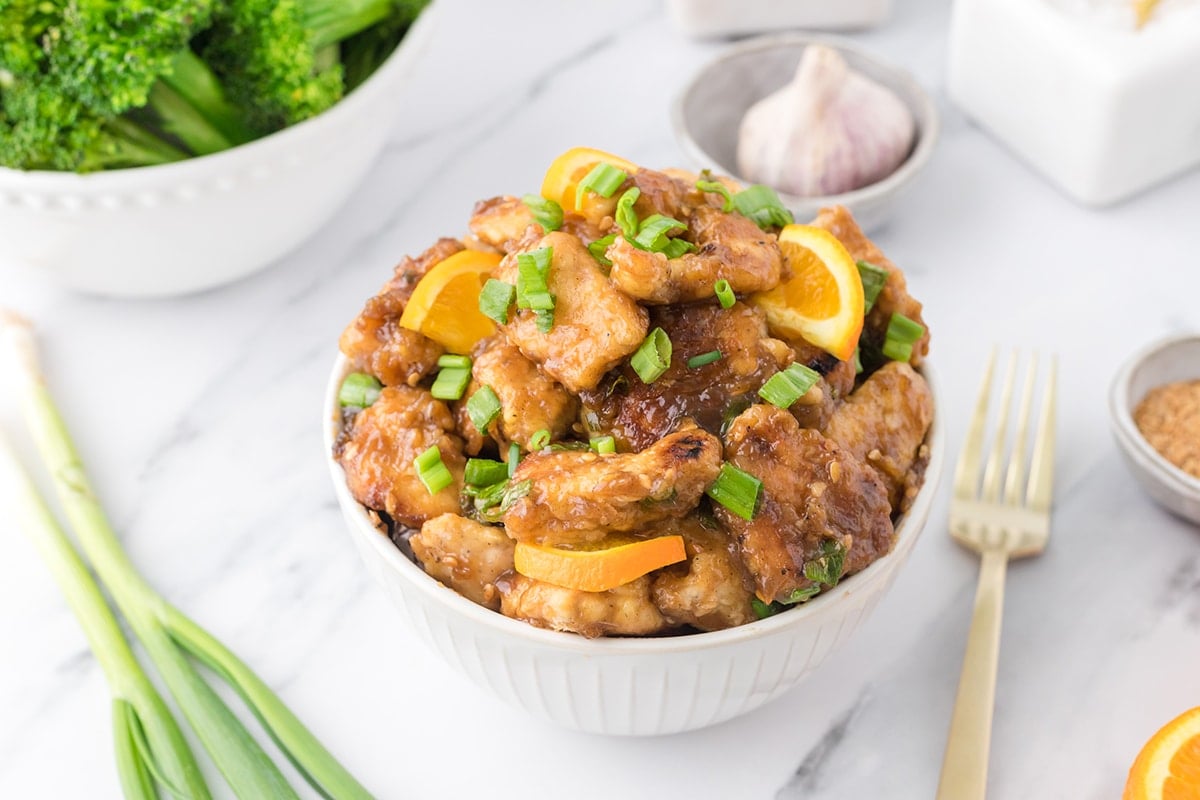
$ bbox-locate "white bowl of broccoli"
[0,0,435,298]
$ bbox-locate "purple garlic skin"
[736,45,916,197]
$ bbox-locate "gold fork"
[936,351,1057,800]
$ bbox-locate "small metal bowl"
[1109,333,1200,526]
[671,33,939,232]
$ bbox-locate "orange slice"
[398,249,503,354]
[749,224,865,362]
[514,535,686,593]
[1124,706,1200,800]
[540,147,639,213]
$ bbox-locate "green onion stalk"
[1,312,371,800]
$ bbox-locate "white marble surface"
[2,1,1199,798]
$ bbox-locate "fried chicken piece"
[651,517,756,631]
[461,336,577,451]
[336,386,465,528]
[607,205,783,304]
[339,238,462,386]
[499,574,666,638]
[718,404,894,603]
[579,302,790,451]
[410,514,514,610]
[809,206,930,366]
[502,428,723,545]
[824,361,934,513]
[496,231,648,393]
[468,196,536,253]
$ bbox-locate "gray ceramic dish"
[671,33,938,232]
[1109,333,1200,526]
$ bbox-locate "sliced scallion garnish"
[414,445,454,495]
[856,260,889,314]
[751,598,782,619]
[338,372,383,408]
[521,193,563,232]
[660,238,696,259]
[695,179,734,212]
[632,214,688,252]
[466,385,501,432]
[687,350,722,369]
[430,366,471,401]
[478,279,515,325]
[615,187,641,239]
[758,363,821,409]
[507,442,521,478]
[882,312,925,363]
[529,429,551,450]
[803,539,847,586]
[589,435,616,454]
[574,163,627,209]
[706,462,763,521]
[437,354,472,370]
[714,279,735,309]
[630,327,672,384]
[588,233,617,267]
[515,247,553,308]
[732,184,794,230]
[852,347,863,375]
[464,458,508,487]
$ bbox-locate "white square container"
[947,0,1200,205]
[666,0,892,38]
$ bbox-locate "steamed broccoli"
[0,0,430,172]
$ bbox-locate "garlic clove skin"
[737,45,916,197]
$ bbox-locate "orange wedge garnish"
[398,249,503,354]
[541,147,639,215]
[514,535,686,593]
[749,224,865,362]
[1124,706,1200,800]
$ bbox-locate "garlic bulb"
[737,45,916,197]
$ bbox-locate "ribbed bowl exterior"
[327,356,942,736]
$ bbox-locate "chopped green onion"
[414,445,454,495]
[507,442,521,478]
[784,585,821,604]
[574,163,628,209]
[706,462,763,521]
[589,435,616,454]
[437,354,472,369]
[882,312,925,362]
[852,347,863,375]
[338,372,383,408]
[522,194,563,232]
[803,539,847,586]
[615,187,641,238]
[758,363,821,408]
[630,327,672,384]
[465,458,508,487]
[687,350,722,369]
[588,233,617,267]
[466,385,501,432]
[696,179,734,212]
[732,184,794,230]
[463,477,532,522]
[478,279,516,325]
[524,291,555,311]
[661,238,696,259]
[632,214,688,252]
[534,310,555,334]
[714,279,735,309]
[751,598,780,619]
[856,260,889,314]
[515,247,553,308]
[430,366,471,401]
[529,429,551,450]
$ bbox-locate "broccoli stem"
[146,50,259,156]
[102,117,190,167]
[302,0,398,49]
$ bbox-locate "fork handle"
[936,548,1008,800]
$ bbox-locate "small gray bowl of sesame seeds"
[1109,333,1200,526]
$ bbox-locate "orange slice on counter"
[514,535,686,593]
[749,224,865,362]
[540,147,639,212]
[398,249,503,354]
[1124,706,1200,800]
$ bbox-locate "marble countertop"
[2,0,1199,797]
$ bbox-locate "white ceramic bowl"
[323,354,944,736]
[1109,333,1200,525]
[671,33,939,232]
[0,7,436,299]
